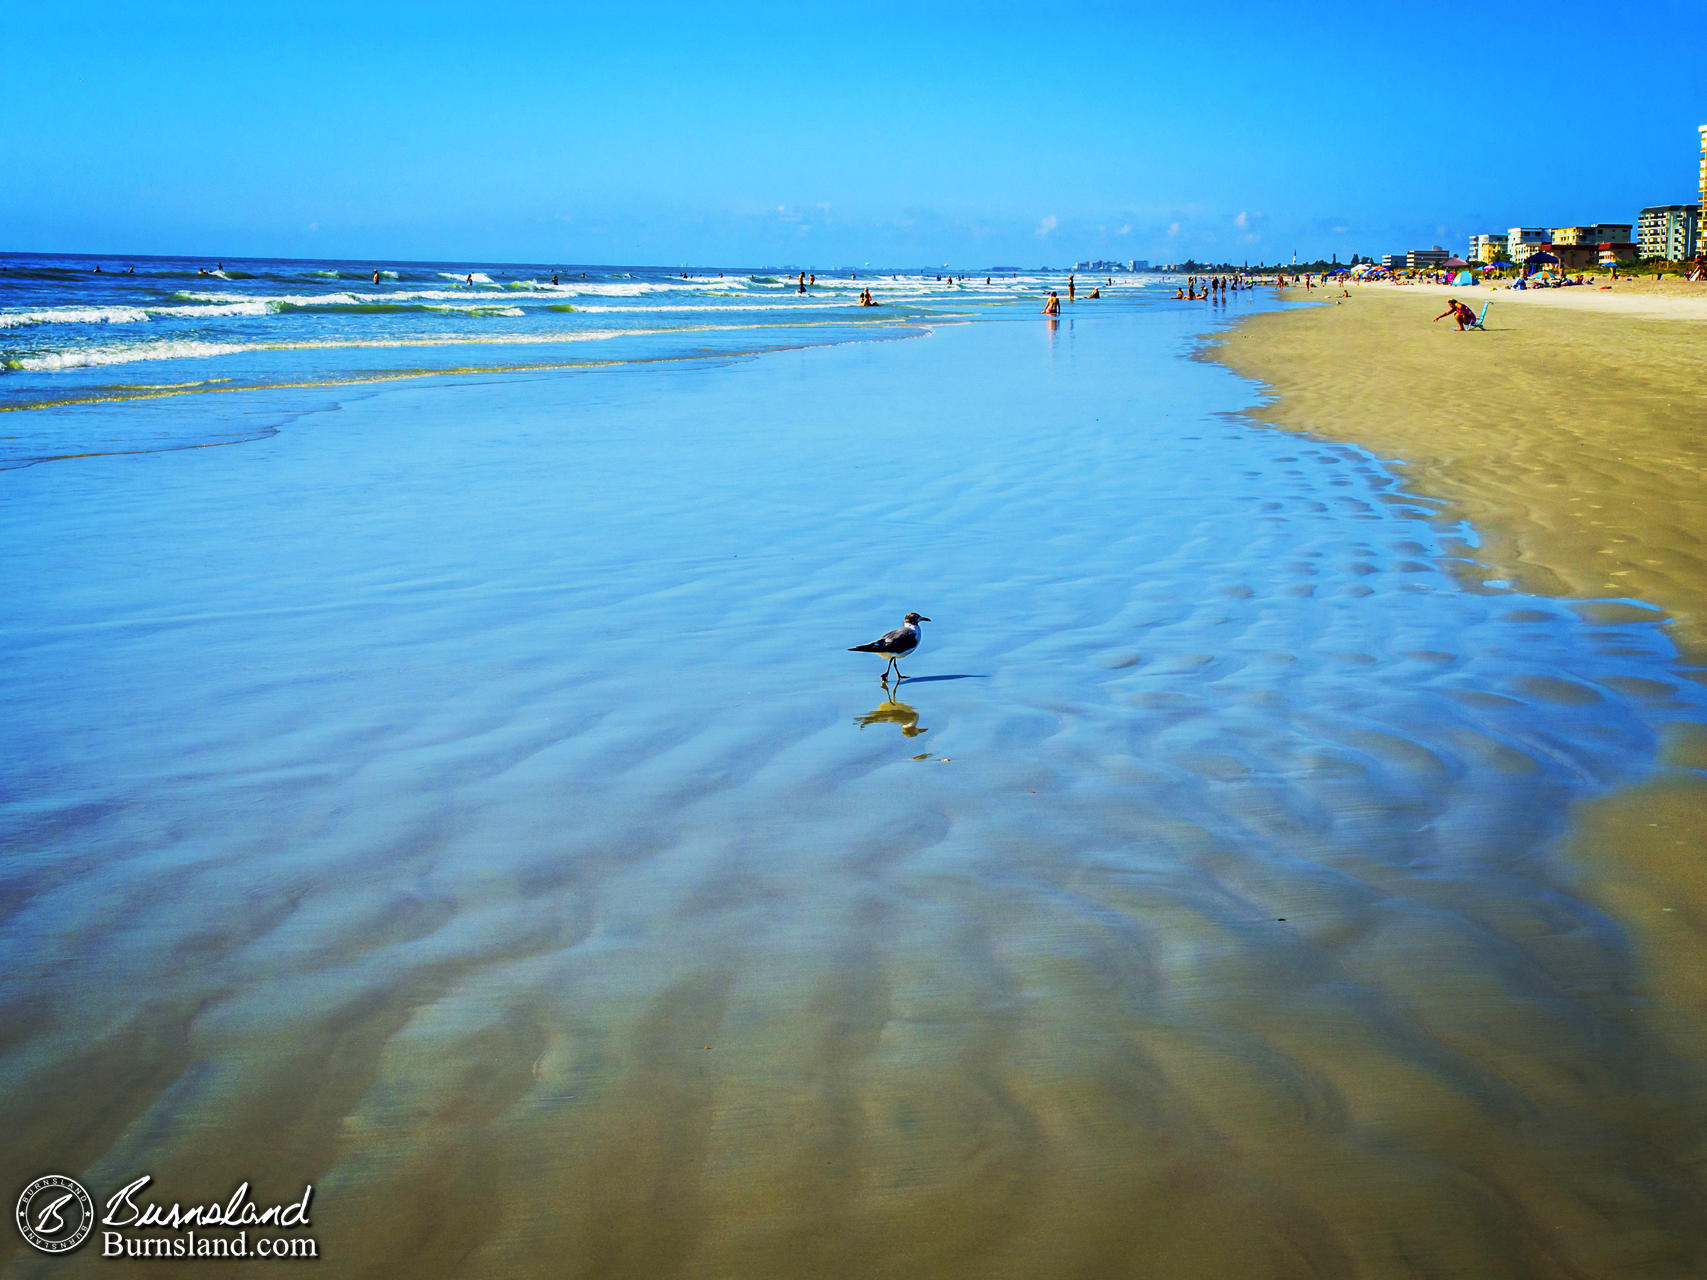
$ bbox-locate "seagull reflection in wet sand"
[854,698,928,737]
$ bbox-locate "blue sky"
[7,0,1701,266]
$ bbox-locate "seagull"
[848,612,931,683]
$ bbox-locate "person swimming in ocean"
[551,273,559,285]
[466,273,473,287]
[372,269,380,285]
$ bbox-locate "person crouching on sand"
[1433,298,1477,330]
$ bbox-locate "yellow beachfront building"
[1469,233,1508,263]
[1551,224,1633,246]
[1698,125,1706,253]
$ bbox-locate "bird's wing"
[849,625,912,654]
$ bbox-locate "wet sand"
[1214,288,1707,1256]
[5,301,1707,1277]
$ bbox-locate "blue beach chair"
[1466,301,1490,331]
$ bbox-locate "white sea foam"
[0,307,151,328]
[6,340,254,371]
[4,322,812,373]
[566,301,854,314]
[0,301,274,328]
[167,290,531,314]
[438,272,498,286]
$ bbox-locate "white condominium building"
[1637,205,1699,260]
[1506,227,1548,262]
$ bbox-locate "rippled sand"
[4,303,1706,1277]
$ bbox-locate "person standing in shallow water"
[1068,274,1076,301]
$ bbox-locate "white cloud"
[1166,221,1181,238]
[1234,211,1249,230]
[1116,224,1131,236]
[1035,214,1059,238]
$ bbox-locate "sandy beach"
[1213,284,1707,659]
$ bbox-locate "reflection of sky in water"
[1,304,1702,1275]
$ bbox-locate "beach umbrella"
[1441,257,1469,269]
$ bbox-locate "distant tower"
[1699,125,1706,254]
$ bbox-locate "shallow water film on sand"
[3,280,1705,1277]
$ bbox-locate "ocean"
[0,252,1031,453]
[3,254,1704,1276]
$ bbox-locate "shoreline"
[7,298,1707,1275]
[1208,287,1707,1129]
[1208,285,1707,662]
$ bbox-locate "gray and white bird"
[848,612,931,683]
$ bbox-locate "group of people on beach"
[1174,275,1242,301]
[1041,273,1105,315]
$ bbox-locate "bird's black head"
[904,612,931,624]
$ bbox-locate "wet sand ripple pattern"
[2,307,1705,1277]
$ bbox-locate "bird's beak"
[920,617,932,622]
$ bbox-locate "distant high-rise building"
[1637,205,1700,260]
[1407,245,1449,270]
[1699,125,1706,253]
